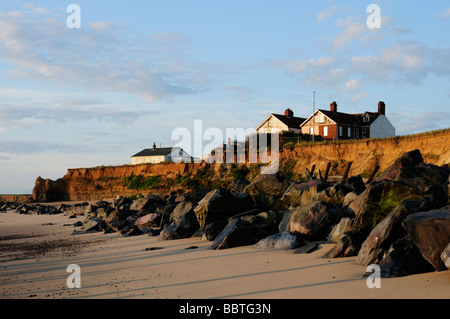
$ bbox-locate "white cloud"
[317,5,339,23]
[439,8,450,20]
[344,79,359,91]
[0,8,205,104]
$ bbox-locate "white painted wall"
[131,155,166,165]
[257,115,289,134]
[370,115,396,138]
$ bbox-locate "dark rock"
[254,232,304,250]
[106,209,134,232]
[313,176,366,205]
[145,247,164,251]
[288,201,343,240]
[349,180,423,237]
[230,178,251,193]
[121,226,143,237]
[134,213,161,228]
[328,217,353,243]
[375,149,424,181]
[378,235,435,278]
[185,246,199,250]
[130,195,165,212]
[403,208,450,271]
[294,242,321,254]
[323,232,363,258]
[244,171,291,211]
[194,189,254,229]
[211,218,269,250]
[281,179,330,208]
[81,218,102,232]
[160,209,200,240]
[356,193,448,267]
[203,219,229,241]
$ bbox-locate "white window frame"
[324,126,328,137]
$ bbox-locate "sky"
[0,0,449,194]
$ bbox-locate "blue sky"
[0,0,449,194]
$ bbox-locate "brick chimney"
[284,108,294,118]
[378,101,386,115]
[153,142,156,150]
[330,101,337,113]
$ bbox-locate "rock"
[194,189,254,229]
[328,217,353,243]
[81,218,102,232]
[106,209,134,232]
[130,195,164,212]
[313,176,366,205]
[157,203,177,228]
[281,179,329,208]
[211,218,269,250]
[375,149,424,181]
[323,232,363,258]
[441,243,450,270]
[203,219,229,241]
[356,195,448,267]
[254,232,304,250]
[241,210,282,233]
[160,209,200,240]
[230,178,251,193]
[343,192,358,207]
[134,213,161,228]
[294,242,321,254]
[349,180,423,237]
[244,171,291,211]
[288,201,343,240]
[403,208,450,271]
[145,247,164,251]
[171,201,196,225]
[378,235,435,278]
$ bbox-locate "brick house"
[300,101,396,140]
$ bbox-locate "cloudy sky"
[0,0,449,194]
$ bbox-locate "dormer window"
[363,113,370,123]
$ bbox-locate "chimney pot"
[153,142,156,150]
[330,101,337,112]
[378,101,386,115]
[285,108,294,118]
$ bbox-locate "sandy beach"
[1,210,449,300]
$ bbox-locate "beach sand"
[1,211,449,299]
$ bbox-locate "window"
[339,126,343,137]
[363,114,370,123]
[271,117,277,126]
[362,128,367,138]
[348,127,352,137]
[310,127,314,135]
[324,126,328,137]
[356,128,359,139]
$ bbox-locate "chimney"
[153,142,156,150]
[378,101,386,115]
[284,108,294,118]
[330,101,337,113]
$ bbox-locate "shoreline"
[1,211,449,299]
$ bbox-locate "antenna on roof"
[312,91,315,143]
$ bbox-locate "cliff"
[32,129,450,202]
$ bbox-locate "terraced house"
[300,101,396,140]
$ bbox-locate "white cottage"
[131,143,193,165]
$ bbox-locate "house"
[131,143,193,165]
[256,108,306,135]
[300,101,396,140]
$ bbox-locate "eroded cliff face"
[32,129,450,202]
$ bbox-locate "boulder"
[134,213,161,228]
[244,171,291,211]
[378,235,435,278]
[356,194,449,266]
[203,219,229,241]
[106,209,134,232]
[241,210,283,233]
[288,201,343,240]
[171,201,196,224]
[211,218,269,250]
[322,231,363,258]
[160,209,200,240]
[441,243,450,270]
[281,179,329,208]
[349,180,423,236]
[328,217,353,243]
[294,242,321,254]
[313,176,366,205]
[81,218,103,232]
[254,232,304,250]
[194,189,254,229]
[230,178,251,193]
[375,149,424,181]
[130,195,165,212]
[403,208,450,271]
